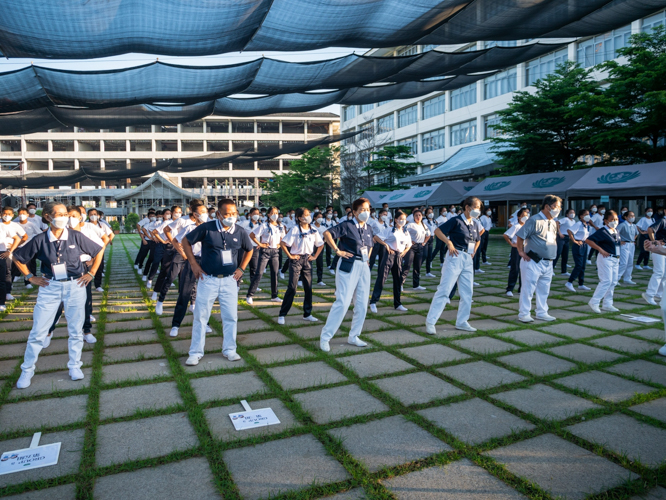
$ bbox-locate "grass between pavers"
[0,235,665,499]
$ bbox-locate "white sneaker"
[560,272,571,276]
[186,355,202,366]
[644,265,652,270]
[151,292,158,301]
[477,268,485,273]
[155,302,163,315]
[0,305,5,312]
[518,315,534,323]
[279,272,285,280]
[635,265,643,270]
[425,273,436,278]
[257,288,262,292]
[565,282,576,293]
[96,287,104,292]
[303,315,319,322]
[206,325,212,333]
[506,291,513,297]
[89,315,96,323]
[395,305,409,312]
[456,322,477,332]
[298,281,303,287]
[170,283,175,287]
[189,304,195,313]
[659,344,666,357]
[483,262,492,265]
[578,285,591,291]
[42,334,52,348]
[642,292,658,306]
[329,269,335,275]
[70,367,85,381]
[134,264,139,270]
[13,276,19,282]
[623,280,636,285]
[317,281,326,286]
[26,284,33,289]
[320,341,330,352]
[224,352,242,362]
[271,297,283,303]
[588,301,602,313]
[16,371,33,389]
[602,305,620,312]
[535,314,557,322]
[277,316,285,325]
[146,280,152,288]
[84,333,97,343]
[401,286,404,292]
[413,286,426,291]
[370,303,378,313]
[6,294,14,301]
[246,297,253,305]
[425,323,437,334]
[586,260,592,265]
[348,336,367,347]
[170,327,179,337]
[473,282,480,286]
[142,275,147,281]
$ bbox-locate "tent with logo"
[363,181,479,208]
[566,162,666,197]
[360,190,392,208]
[426,181,479,206]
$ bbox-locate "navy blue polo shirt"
[587,227,621,256]
[437,214,481,251]
[14,228,102,278]
[325,218,375,259]
[650,218,666,241]
[186,220,253,276]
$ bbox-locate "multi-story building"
[340,10,665,185]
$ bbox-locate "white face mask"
[270,213,279,222]
[149,216,156,222]
[302,215,312,224]
[451,210,456,214]
[164,215,171,221]
[469,209,481,218]
[442,212,447,216]
[326,214,332,219]
[357,211,370,222]
[521,205,527,209]
[520,216,529,223]
[628,217,635,223]
[486,211,492,216]
[52,216,69,229]
[28,209,36,215]
[647,212,653,217]
[2,215,12,222]
[396,219,406,227]
[289,214,295,219]
[19,214,28,221]
[316,217,324,224]
[590,207,597,213]
[278,217,283,223]
[198,213,209,223]
[251,214,260,221]
[381,215,388,222]
[89,215,99,222]
[549,208,561,218]
[69,217,81,228]
[608,220,618,229]
[333,213,338,218]
[157,218,163,222]
[172,213,181,220]
[222,216,236,227]
[427,213,434,219]
[567,213,575,219]
[599,209,606,215]
[583,215,591,222]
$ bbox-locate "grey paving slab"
[0,429,85,488]
[492,384,601,420]
[205,398,299,442]
[294,385,389,424]
[498,351,576,376]
[372,372,464,405]
[103,343,165,363]
[540,323,604,339]
[390,314,429,326]
[237,331,290,347]
[104,330,160,346]
[624,328,666,342]
[366,329,426,346]
[99,381,183,420]
[577,318,638,331]
[94,457,221,500]
[438,361,526,389]
[0,394,87,432]
[292,324,329,339]
[191,371,268,403]
[452,336,520,354]
[467,319,517,332]
[249,344,314,364]
[418,398,534,445]
[548,343,624,364]
[568,413,666,467]
[323,488,366,500]
[398,344,470,365]
[9,368,93,398]
[630,486,666,500]
[267,361,347,390]
[4,484,77,499]
[223,434,350,500]
[607,359,666,386]
[486,434,638,500]
[96,412,199,467]
[329,415,450,472]
[34,351,94,373]
[337,351,414,378]
[593,335,659,354]
[170,336,223,356]
[0,342,31,359]
[496,329,562,346]
[382,458,526,500]
[544,308,592,320]
[631,397,666,423]
[102,358,171,383]
[236,319,272,333]
[471,305,515,317]
[179,352,247,372]
[0,358,18,377]
[555,371,654,402]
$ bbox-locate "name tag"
[221,250,233,265]
[615,244,621,257]
[51,263,67,280]
[467,242,475,254]
[360,246,369,262]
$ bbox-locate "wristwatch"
[25,273,34,281]
[87,272,95,278]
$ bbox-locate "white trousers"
[591,254,619,308]
[21,280,86,375]
[427,251,473,327]
[189,275,238,358]
[320,259,370,342]
[618,243,635,281]
[646,253,666,300]
[519,258,553,317]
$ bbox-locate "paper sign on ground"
[229,408,280,431]
[0,443,61,475]
[620,314,661,324]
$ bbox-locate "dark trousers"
[172,258,199,328]
[370,251,402,308]
[315,250,324,283]
[155,250,185,302]
[636,234,650,266]
[588,244,598,261]
[506,247,521,292]
[424,241,433,274]
[478,231,490,263]
[248,248,280,298]
[94,257,104,288]
[569,243,587,286]
[239,246,259,282]
[279,255,313,318]
[429,238,446,267]
[0,257,7,305]
[401,242,423,288]
[330,253,340,270]
[146,243,165,280]
[325,244,332,267]
[5,258,14,294]
[369,242,384,270]
[135,240,150,268]
[554,237,569,274]
[280,248,291,274]
[142,241,156,275]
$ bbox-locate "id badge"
[361,246,369,263]
[221,250,233,265]
[615,244,621,257]
[51,263,67,280]
[467,242,475,254]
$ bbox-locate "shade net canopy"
[0,0,662,59]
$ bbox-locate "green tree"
[125,212,140,233]
[491,61,603,174]
[363,145,421,190]
[263,146,340,211]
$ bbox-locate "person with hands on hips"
[0,216,23,311]
[565,209,593,293]
[319,198,375,352]
[13,202,103,389]
[425,196,482,335]
[642,239,666,356]
[585,210,622,313]
[182,199,253,366]
[246,206,285,304]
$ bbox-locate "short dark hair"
[603,209,617,222]
[295,207,310,219]
[217,198,236,210]
[352,198,370,212]
[395,209,407,219]
[2,206,14,213]
[66,205,79,213]
[578,208,589,219]
[18,206,28,214]
[541,195,562,209]
[171,205,180,212]
[189,199,204,212]
[87,208,98,215]
[517,208,530,219]
[462,196,481,210]
[27,203,36,209]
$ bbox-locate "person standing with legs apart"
[13,202,103,389]
[424,208,437,278]
[15,207,43,290]
[1,206,27,302]
[565,210,592,293]
[425,197,482,334]
[135,210,155,272]
[587,205,604,264]
[643,216,666,306]
[401,210,430,291]
[319,198,375,352]
[369,210,412,314]
[144,209,171,288]
[239,208,261,282]
[636,208,654,270]
[246,207,285,305]
[643,240,666,356]
[554,208,575,276]
[313,213,328,286]
[618,211,638,285]
[278,208,324,325]
[516,195,562,323]
[152,205,187,314]
[182,199,253,365]
[477,208,493,267]
[585,210,622,313]
[368,209,389,271]
[429,207,448,269]
[504,208,529,297]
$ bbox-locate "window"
[282,121,304,134]
[484,114,503,139]
[643,11,665,31]
[342,106,356,122]
[484,40,518,49]
[181,121,203,133]
[397,46,419,56]
[398,105,417,128]
[484,68,517,99]
[450,82,477,110]
[377,114,394,134]
[422,94,446,119]
[422,128,445,152]
[576,25,631,68]
[398,136,418,154]
[525,49,568,86]
[359,103,374,114]
[256,121,279,133]
[376,100,392,107]
[207,121,229,133]
[451,120,477,146]
[231,121,254,133]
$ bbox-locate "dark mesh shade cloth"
[0,0,661,59]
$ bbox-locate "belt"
[45,273,84,282]
[214,274,235,279]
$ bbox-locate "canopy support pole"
[506,199,509,228]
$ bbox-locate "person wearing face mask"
[503,208,529,297]
[139,210,160,283]
[143,209,171,288]
[448,205,458,220]
[333,211,340,223]
[368,209,388,271]
[182,199,253,365]
[311,212,328,286]
[587,205,605,264]
[565,209,593,293]
[554,208,575,276]
[322,211,336,267]
[585,210,622,313]
[278,208,324,324]
[1,206,28,302]
[477,208,493,268]
[151,205,186,311]
[17,203,47,231]
[422,208,438,278]
[246,207,285,304]
[369,210,412,313]
[238,208,262,283]
[617,211,638,285]
[86,208,113,292]
[516,195,562,323]
[16,207,43,289]
[319,198,375,351]
[13,202,103,389]
[0,211,23,311]
[402,210,430,291]
[425,197,482,334]
[429,207,449,269]
[643,213,666,306]
[509,203,528,227]
[620,207,629,220]
[134,210,155,271]
[636,208,655,270]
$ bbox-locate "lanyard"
[215,219,230,250]
[459,215,475,242]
